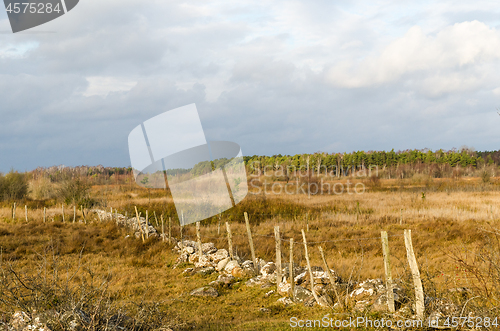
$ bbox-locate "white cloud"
[83,76,137,97]
[327,21,500,93]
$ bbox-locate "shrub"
[0,171,29,201]
[481,170,491,183]
[58,179,96,208]
[29,177,58,200]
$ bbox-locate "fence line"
[1,206,426,314]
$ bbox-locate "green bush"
[481,170,491,183]
[0,171,29,201]
[58,179,96,208]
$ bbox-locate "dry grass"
[0,176,499,329]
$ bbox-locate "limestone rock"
[318,294,334,307]
[348,278,405,312]
[211,274,235,287]
[182,268,194,276]
[10,311,29,331]
[188,253,199,264]
[196,267,215,276]
[201,243,217,254]
[190,286,219,298]
[264,290,275,298]
[194,255,213,268]
[294,286,313,302]
[210,249,229,264]
[224,260,240,274]
[231,266,252,278]
[260,262,276,277]
[277,282,292,297]
[277,297,294,307]
[216,257,230,271]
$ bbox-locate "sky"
[1,0,500,171]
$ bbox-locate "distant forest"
[26,148,500,183]
[244,148,500,173]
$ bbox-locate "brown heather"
[0,175,499,329]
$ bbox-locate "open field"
[1,175,500,330]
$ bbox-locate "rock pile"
[176,239,341,308]
[92,209,159,239]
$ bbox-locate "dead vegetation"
[0,174,499,329]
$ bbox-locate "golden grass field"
[0,175,499,330]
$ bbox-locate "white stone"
[216,257,230,271]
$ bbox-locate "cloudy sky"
[1,0,500,171]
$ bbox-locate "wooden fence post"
[96,210,103,223]
[301,229,321,306]
[180,225,184,249]
[404,229,424,320]
[43,207,46,223]
[289,238,295,301]
[62,204,65,222]
[161,215,165,242]
[319,246,342,309]
[25,205,28,222]
[134,206,145,243]
[196,222,203,259]
[82,206,86,224]
[168,217,172,243]
[154,211,158,227]
[381,231,395,312]
[226,221,234,260]
[218,214,221,235]
[145,210,149,239]
[244,212,258,273]
[274,226,282,287]
[73,206,76,223]
[12,202,16,220]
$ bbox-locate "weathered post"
[319,246,342,308]
[12,202,16,220]
[145,210,149,239]
[25,205,28,223]
[161,215,165,242]
[244,212,258,273]
[196,222,203,260]
[62,204,65,222]
[404,229,424,320]
[168,216,172,242]
[218,213,221,235]
[274,226,282,288]
[289,238,295,301]
[134,206,145,243]
[226,221,234,260]
[301,229,321,306]
[381,231,395,312]
[43,207,46,223]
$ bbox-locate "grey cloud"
[1,0,500,172]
